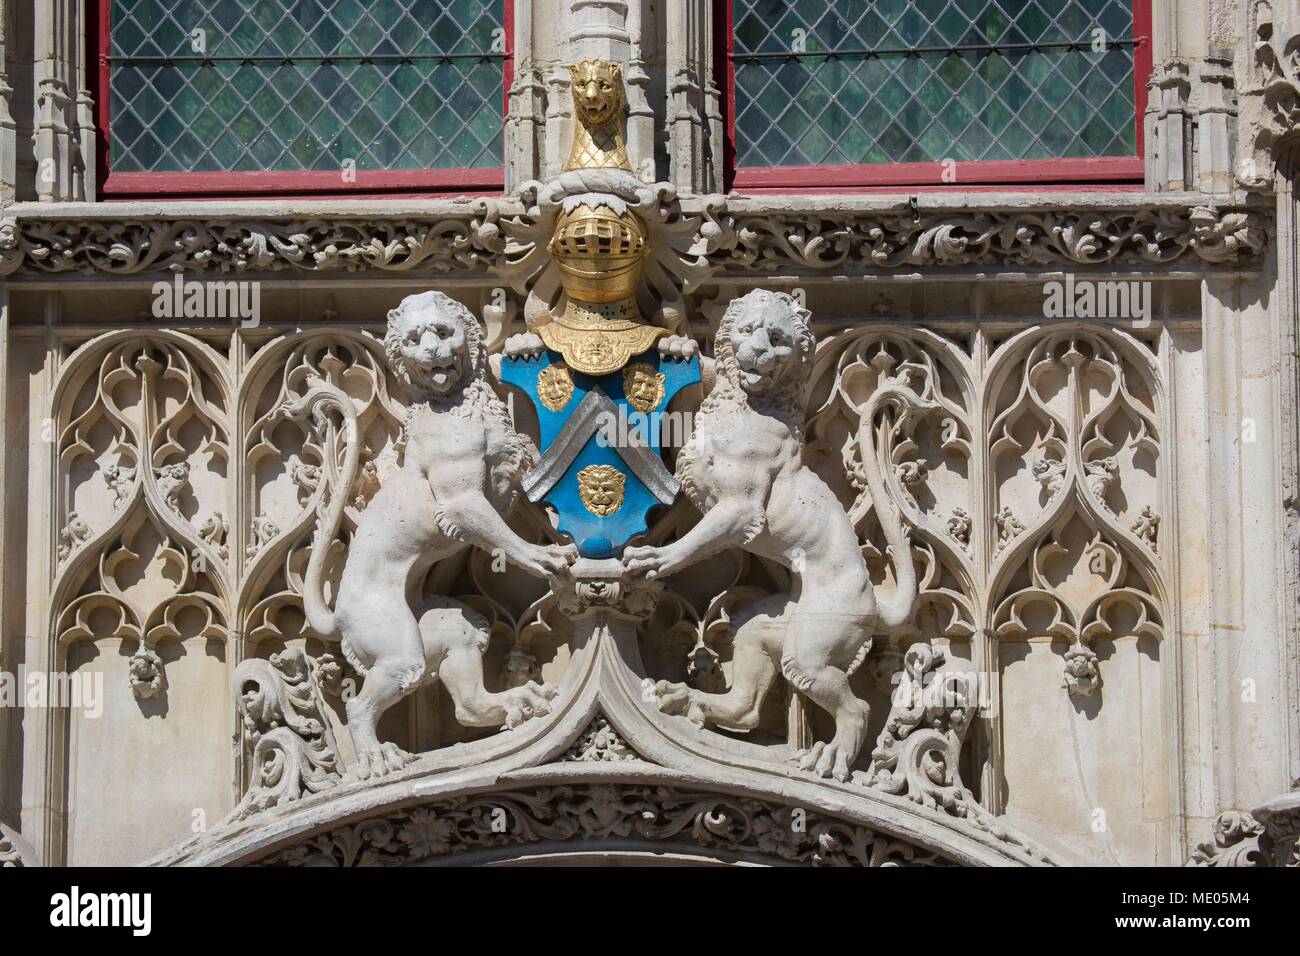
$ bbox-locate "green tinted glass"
[109,0,504,173]
[732,0,1137,167]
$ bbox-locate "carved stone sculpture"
[233,647,340,817]
[625,290,928,781]
[154,461,190,513]
[865,644,975,813]
[1186,810,1272,867]
[246,511,279,558]
[1238,1,1300,189]
[128,645,165,700]
[197,511,228,559]
[56,511,91,562]
[566,59,631,172]
[101,462,135,508]
[286,291,577,778]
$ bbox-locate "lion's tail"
[278,382,362,642]
[857,366,936,632]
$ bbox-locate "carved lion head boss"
[279,60,928,789]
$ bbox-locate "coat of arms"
[501,58,701,558]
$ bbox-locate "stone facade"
[0,0,1298,868]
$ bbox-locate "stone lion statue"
[623,289,925,782]
[285,291,577,778]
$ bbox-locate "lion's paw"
[504,331,546,360]
[351,740,413,781]
[654,680,706,726]
[657,335,698,361]
[621,544,678,580]
[793,740,853,783]
[499,680,556,729]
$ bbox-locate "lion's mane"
[384,291,535,489]
[676,290,814,511]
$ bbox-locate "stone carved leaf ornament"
[700,208,1266,277]
[49,331,233,687]
[0,204,1265,281]
[236,331,406,650]
[984,328,1167,696]
[13,205,509,277]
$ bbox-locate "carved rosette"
[563,716,637,762]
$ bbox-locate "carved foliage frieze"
[0,202,1266,281]
[251,784,956,867]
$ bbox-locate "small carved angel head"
[568,58,624,126]
[384,291,483,399]
[718,289,815,399]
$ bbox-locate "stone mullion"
[73,0,94,201]
[622,0,654,180]
[31,305,63,864]
[969,318,1005,815]
[665,0,713,194]
[1201,266,1291,816]
[1155,300,1191,860]
[0,284,10,836]
[542,67,573,182]
[32,0,78,202]
[0,0,17,205]
[1276,150,1300,790]
[505,0,545,191]
[229,328,250,807]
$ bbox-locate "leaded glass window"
[731,0,1141,172]
[105,0,506,179]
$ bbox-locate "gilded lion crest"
[622,363,665,413]
[577,464,626,517]
[537,363,574,412]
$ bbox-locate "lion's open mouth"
[424,361,461,390]
[738,365,770,390]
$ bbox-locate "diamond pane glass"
[733,0,1137,168]
[109,0,504,173]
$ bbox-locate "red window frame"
[718,0,1151,191]
[89,0,513,198]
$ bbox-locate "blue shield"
[501,348,701,558]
